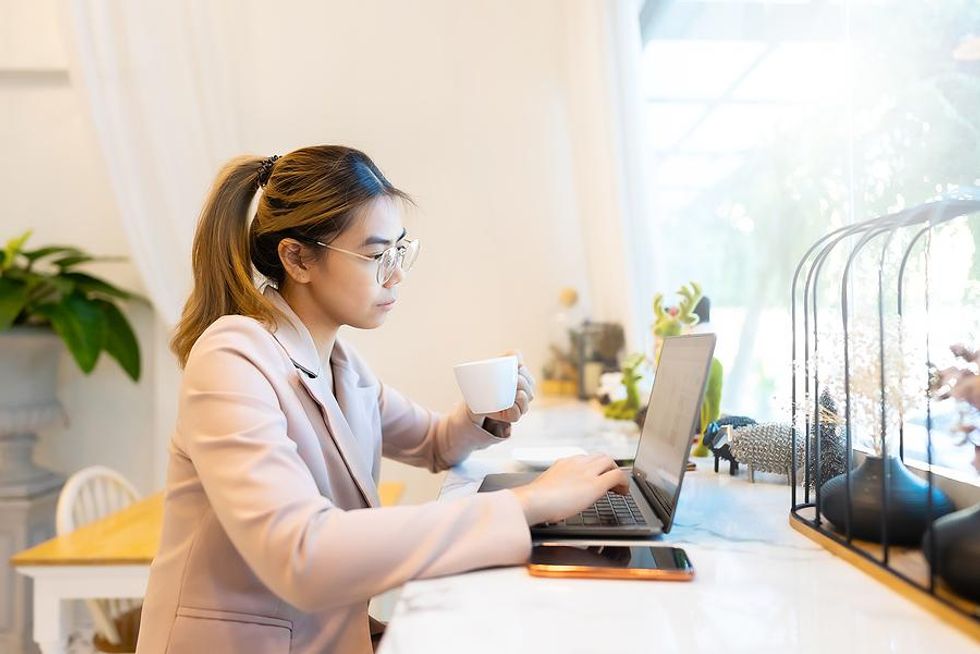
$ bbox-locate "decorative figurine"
[652,281,703,359]
[697,358,724,456]
[603,353,646,421]
[651,282,723,456]
[729,423,803,484]
[703,415,757,475]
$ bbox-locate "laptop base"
[479,471,663,538]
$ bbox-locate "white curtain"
[58,0,243,326]
[564,0,656,356]
[57,0,244,486]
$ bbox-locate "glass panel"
[639,0,980,479]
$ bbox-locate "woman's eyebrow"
[361,227,408,247]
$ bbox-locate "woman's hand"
[509,454,630,526]
[466,350,536,432]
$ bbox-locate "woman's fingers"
[581,454,628,494]
[517,374,535,403]
[518,364,536,390]
[584,454,619,476]
[515,389,529,415]
[493,389,530,423]
[597,467,630,495]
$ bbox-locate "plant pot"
[0,326,66,498]
[820,455,955,545]
[923,503,980,603]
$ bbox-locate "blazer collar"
[261,284,380,508]
[261,284,353,378]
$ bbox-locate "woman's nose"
[383,263,405,288]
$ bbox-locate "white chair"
[56,466,142,652]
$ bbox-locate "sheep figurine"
[729,423,804,484]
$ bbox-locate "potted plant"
[0,231,147,496]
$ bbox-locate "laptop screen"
[632,334,716,530]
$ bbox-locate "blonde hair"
[170,145,411,368]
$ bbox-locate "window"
[638,0,980,478]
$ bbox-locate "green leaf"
[50,254,96,268]
[34,292,105,374]
[0,277,29,330]
[95,299,140,382]
[61,271,135,301]
[2,231,32,271]
[21,245,84,263]
[52,254,126,269]
[8,269,75,307]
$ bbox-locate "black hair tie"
[257,155,280,188]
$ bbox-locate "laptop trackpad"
[478,472,542,492]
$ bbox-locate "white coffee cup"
[453,355,519,414]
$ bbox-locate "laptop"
[478,333,716,537]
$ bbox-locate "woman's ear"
[277,238,314,284]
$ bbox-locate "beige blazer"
[135,285,532,654]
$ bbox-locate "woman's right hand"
[509,454,630,526]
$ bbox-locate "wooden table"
[10,483,405,654]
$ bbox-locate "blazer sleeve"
[378,380,512,472]
[177,319,532,613]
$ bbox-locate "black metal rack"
[789,187,980,624]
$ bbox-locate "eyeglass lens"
[378,240,419,284]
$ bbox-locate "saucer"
[511,446,588,469]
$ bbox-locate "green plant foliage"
[0,230,148,382]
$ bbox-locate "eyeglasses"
[290,234,420,285]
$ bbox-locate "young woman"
[135,145,628,654]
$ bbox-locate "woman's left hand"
[467,350,536,427]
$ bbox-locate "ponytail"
[170,156,279,368]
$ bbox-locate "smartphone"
[527,544,695,581]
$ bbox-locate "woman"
[136,145,628,654]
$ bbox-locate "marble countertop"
[379,399,978,654]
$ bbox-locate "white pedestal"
[1,487,62,654]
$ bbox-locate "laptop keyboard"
[545,491,647,527]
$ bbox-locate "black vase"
[923,504,980,602]
[820,455,956,545]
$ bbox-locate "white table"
[379,399,978,654]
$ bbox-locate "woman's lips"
[378,300,396,308]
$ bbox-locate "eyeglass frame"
[287,232,419,285]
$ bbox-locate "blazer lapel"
[295,372,381,508]
[330,350,382,486]
[261,284,380,509]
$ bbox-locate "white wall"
[4,0,631,505]
[234,0,594,407]
[0,0,158,494]
[230,0,607,500]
